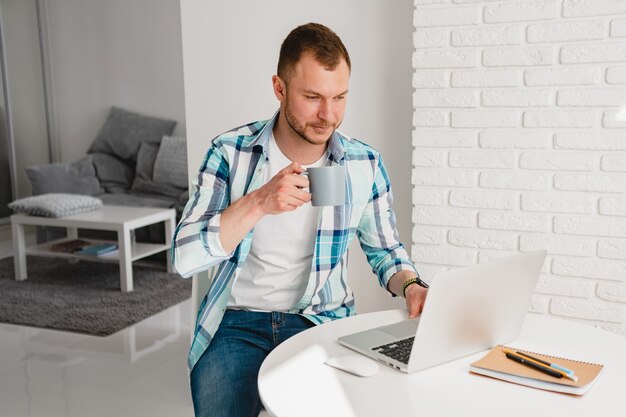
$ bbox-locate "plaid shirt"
[172,111,418,370]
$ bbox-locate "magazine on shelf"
[98,248,119,257]
[77,243,119,256]
[50,239,92,253]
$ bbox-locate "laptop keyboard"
[372,336,415,364]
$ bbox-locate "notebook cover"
[470,345,604,395]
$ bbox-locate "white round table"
[258,310,626,417]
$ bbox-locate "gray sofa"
[28,107,188,243]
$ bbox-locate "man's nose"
[317,99,333,121]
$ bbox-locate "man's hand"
[253,162,311,215]
[387,271,428,319]
[219,163,311,253]
[404,283,428,319]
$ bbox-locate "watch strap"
[401,277,429,297]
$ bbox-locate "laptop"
[338,250,546,373]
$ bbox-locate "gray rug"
[0,255,191,336]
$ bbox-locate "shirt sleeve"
[171,141,234,278]
[356,155,418,294]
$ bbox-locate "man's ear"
[272,75,286,102]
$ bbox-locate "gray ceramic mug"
[302,166,346,206]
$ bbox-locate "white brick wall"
[412,0,626,335]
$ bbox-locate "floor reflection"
[0,299,194,417]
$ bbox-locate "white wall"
[412,0,626,335]
[1,0,50,198]
[42,0,186,163]
[180,0,415,313]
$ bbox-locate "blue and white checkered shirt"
[172,111,418,370]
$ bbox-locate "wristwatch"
[401,276,429,298]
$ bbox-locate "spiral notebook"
[470,345,604,395]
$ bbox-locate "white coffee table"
[11,205,176,292]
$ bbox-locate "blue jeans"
[190,310,315,417]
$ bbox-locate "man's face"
[279,52,350,146]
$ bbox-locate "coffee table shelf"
[28,237,171,263]
[11,206,176,292]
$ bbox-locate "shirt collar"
[250,110,346,162]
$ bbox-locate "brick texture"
[412,0,626,333]
[606,65,626,83]
[527,21,605,43]
[452,69,520,87]
[525,67,602,86]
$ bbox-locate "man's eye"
[306,95,319,100]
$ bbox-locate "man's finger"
[280,162,304,175]
[290,173,310,189]
[293,189,312,203]
[282,195,308,208]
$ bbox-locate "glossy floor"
[0,296,195,417]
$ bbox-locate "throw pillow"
[131,141,185,201]
[25,155,104,196]
[134,141,160,183]
[152,136,188,189]
[87,107,177,162]
[90,152,135,192]
[8,193,103,218]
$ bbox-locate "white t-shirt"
[227,134,327,312]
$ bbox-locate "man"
[172,22,427,417]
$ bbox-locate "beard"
[283,100,340,146]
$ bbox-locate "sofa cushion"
[152,136,188,189]
[134,141,159,183]
[90,152,135,192]
[8,193,103,218]
[130,179,186,201]
[88,107,176,162]
[99,192,174,209]
[25,156,104,196]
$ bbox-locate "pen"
[504,351,563,379]
[502,348,578,382]
[515,350,576,378]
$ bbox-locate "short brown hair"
[277,23,351,83]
